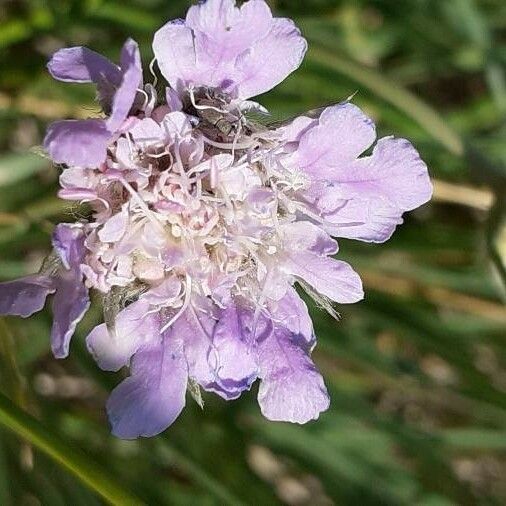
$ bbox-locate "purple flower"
[152,0,307,99]
[0,224,90,358]
[0,0,433,438]
[44,39,143,168]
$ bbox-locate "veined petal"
[297,102,376,180]
[280,221,338,256]
[51,270,90,359]
[205,304,258,399]
[153,0,306,99]
[233,17,307,99]
[346,137,433,212]
[258,325,329,424]
[107,338,188,439]
[284,252,363,304]
[86,299,161,371]
[106,39,143,132]
[279,115,316,143]
[269,287,315,346]
[44,119,111,168]
[0,275,55,318]
[323,195,403,243]
[50,224,89,359]
[186,0,272,58]
[52,223,86,270]
[129,118,163,149]
[323,137,433,242]
[165,298,217,390]
[98,207,129,243]
[47,46,121,85]
[153,21,200,91]
[58,167,101,203]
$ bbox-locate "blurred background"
[1,0,506,504]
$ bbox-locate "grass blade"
[305,41,464,156]
[0,393,143,506]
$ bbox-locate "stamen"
[160,274,192,334]
[148,57,158,88]
[118,177,166,233]
[188,87,229,114]
[202,134,258,151]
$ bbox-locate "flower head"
[0,0,432,438]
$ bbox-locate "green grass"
[0,0,505,504]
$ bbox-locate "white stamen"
[160,275,192,334]
[148,57,158,88]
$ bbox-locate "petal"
[51,223,89,356]
[257,325,329,424]
[154,2,305,98]
[153,21,199,91]
[107,338,188,439]
[205,304,258,399]
[51,270,90,359]
[284,252,363,304]
[269,286,315,346]
[47,46,121,85]
[173,299,218,389]
[0,275,55,318]
[166,88,183,112]
[161,111,193,138]
[169,297,259,400]
[58,188,100,203]
[44,119,111,167]
[279,115,317,143]
[106,39,143,132]
[142,277,182,307]
[323,195,403,243]
[348,137,433,211]
[323,137,433,242]
[186,0,272,60]
[280,221,338,256]
[97,207,129,243]
[233,17,307,98]
[220,163,262,200]
[129,118,163,149]
[297,103,376,180]
[58,167,106,204]
[86,299,161,371]
[52,223,86,269]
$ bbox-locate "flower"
[0,0,432,438]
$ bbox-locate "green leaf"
[0,320,26,407]
[486,194,506,291]
[0,432,11,506]
[0,393,143,506]
[0,20,32,49]
[440,429,506,450]
[86,3,158,32]
[155,442,246,506]
[301,31,464,156]
[0,153,49,187]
